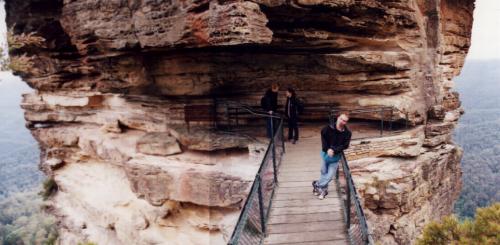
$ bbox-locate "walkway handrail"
[228,104,285,245]
[225,101,282,118]
[335,152,375,245]
[221,100,282,130]
[330,106,410,137]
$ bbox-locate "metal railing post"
[272,142,278,184]
[344,158,351,227]
[270,116,274,139]
[257,175,266,234]
[268,115,278,184]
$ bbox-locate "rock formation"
[5,0,474,244]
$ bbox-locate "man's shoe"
[318,189,328,200]
[292,139,297,144]
[312,181,320,196]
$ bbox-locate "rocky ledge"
[5,0,474,244]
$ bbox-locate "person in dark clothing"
[312,113,352,199]
[284,87,300,144]
[261,83,280,138]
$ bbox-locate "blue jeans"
[317,151,341,189]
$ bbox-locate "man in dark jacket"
[284,87,301,144]
[261,83,280,138]
[312,113,351,199]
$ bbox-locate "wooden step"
[273,191,339,201]
[268,212,344,224]
[275,185,338,194]
[267,221,345,234]
[272,198,341,208]
[270,204,342,215]
[265,230,347,244]
[270,240,348,245]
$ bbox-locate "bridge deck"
[264,137,348,245]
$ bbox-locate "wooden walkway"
[264,137,348,245]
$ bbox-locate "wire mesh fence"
[336,153,375,245]
[228,118,285,245]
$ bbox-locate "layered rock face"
[5,0,474,244]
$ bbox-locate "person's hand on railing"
[269,110,273,114]
[327,148,334,157]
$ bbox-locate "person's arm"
[332,131,351,152]
[321,127,329,153]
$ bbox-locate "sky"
[467,0,500,60]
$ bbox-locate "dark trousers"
[288,117,299,140]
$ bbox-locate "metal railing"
[221,101,274,130]
[335,152,375,245]
[228,106,285,245]
[330,107,410,138]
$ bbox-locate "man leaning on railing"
[312,112,352,199]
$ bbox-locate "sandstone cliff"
[5,0,474,244]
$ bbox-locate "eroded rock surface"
[5,0,474,244]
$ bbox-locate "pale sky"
[467,0,500,60]
[0,0,499,60]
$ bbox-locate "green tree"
[417,203,500,245]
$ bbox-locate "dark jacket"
[285,96,300,119]
[321,124,351,153]
[262,89,278,112]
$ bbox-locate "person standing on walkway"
[312,113,351,199]
[261,83,280,138]
[284,87,301,144]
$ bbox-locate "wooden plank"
[265,230,347,244]
[280,168,318,173]
[278,175,318,182]
[278,172,316,177]
[279,172,319,177]
[280,162,319,166]
[278,181,317,187]
[274,192,339,201]
[272,198,341,208]
[267,221,346,234]
[275,186,315,194]
[270,204,342,215]
[268,212,344,224]
[277,240,348,245]
[277,181,338,189]
[275,187,339,196]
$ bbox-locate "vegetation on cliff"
[0,190,57,245]
[417,202,500,245]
